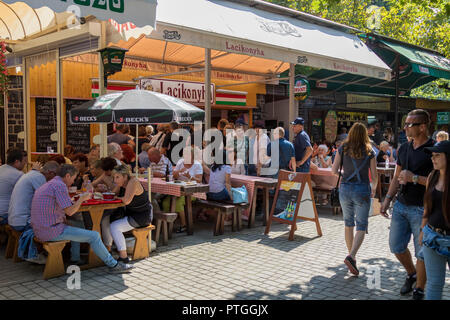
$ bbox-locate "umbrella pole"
[136,124,139,178]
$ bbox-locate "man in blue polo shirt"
[291,117,313,173]
[266,127,296,179]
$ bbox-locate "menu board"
[310,119,323,144]
[35,98,57,152]
[324,110,337,143]
[66,99,91,154]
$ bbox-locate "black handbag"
[330,152,343,207]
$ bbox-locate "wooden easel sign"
[264,170,322,241]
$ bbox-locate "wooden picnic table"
[139,177,209,236]
[77,199,124,269]
[230,174,278,228]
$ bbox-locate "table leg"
[249,187,258,228]
[185,195,194,236]
[86,207,105,268]
[262,187,270,226]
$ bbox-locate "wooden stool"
[34,237,70,280]
[5,225,23,262]
[153,212,178,246]
[131,224,156,260]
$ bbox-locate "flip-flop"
[175,226,187,233]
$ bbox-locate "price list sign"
[35,98,57,152]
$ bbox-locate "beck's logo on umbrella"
[119,117,150,123]
[75,116,97,122]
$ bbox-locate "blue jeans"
[51,226,117,268]
[389,201,424,259]
[0,216,6,225]
[207,188,231,202]
[420,225,450,300]
[12,224,29,232]
[339,183,371,231]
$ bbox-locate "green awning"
[295,33,450,97]
[380,40,450,80]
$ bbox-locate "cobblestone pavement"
[0,208,449,300]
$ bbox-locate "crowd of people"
[0,109,448,299]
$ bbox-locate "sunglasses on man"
[404,122,425,128]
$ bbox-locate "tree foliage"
[267,0,450,100]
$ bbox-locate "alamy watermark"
[66,265,81,290]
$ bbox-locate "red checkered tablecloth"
[139,178,207,200]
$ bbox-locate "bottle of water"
[385,158,389,169]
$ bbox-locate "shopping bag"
[231,185,248,204]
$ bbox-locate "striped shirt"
[150,155,173,177]
[31,176,73,242]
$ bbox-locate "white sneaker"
[25,253,47,265]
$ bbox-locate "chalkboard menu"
[66,99,91,154]
[35,98,57,152]
[310,119,323,144]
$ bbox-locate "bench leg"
[232,209,237,232]
[5,229,15,259]
[213,211,222,236]
[237,208,242,231]
[154,220,162,245]
[220,212,225,235]
[131,230,150,260]
[12,234,22,263]
[162,221,168,246]
[42,242,68,280]
[168,221,174,239]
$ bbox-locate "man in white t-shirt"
[248,123,270,176]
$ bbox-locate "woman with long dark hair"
[332,122,378,276]
[420,140,450,300]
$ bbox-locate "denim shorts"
[207,188,231,202]
[339,182,371,231]
[389,201,424,259]
[420,224,450,258]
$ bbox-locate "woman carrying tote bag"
[332,122,378,276]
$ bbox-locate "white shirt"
[175,159,203,179]
[209,165,232,193]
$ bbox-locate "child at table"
[101,165,153,263]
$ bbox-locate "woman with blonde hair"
[101,165,152,263]
[332,122,378,276]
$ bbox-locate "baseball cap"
[235,119,248,126]
[424,140,450,156]
[291,117,305,125]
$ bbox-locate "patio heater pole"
[205,48,212,129]
[394,54,399,147]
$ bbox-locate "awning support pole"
[289,63,296,142]
[394,54,399,147]
[99,21,107,158]
[56,51,64,154]
[205,48,212,130]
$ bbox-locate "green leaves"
[267,0,450,100]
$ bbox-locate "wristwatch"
[386,194,393,200]
[412,175,419,185]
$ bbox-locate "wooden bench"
[195,200,237,236]
[33,237,70,280]
[153,212,178,246]
[130,224,156,260]
[5,225,23,262]
[232,203,250,231]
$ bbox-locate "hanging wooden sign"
[264,170,322,241]
[324,110,337,143]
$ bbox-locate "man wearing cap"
[380,109,434,300]
[291,118,313,173]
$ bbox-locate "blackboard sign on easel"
[264,170,322,241]
[66,99,91,154]
[35,98,57,152]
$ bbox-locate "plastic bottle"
[385,158,389,169]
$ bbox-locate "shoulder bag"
[330,150,343,207]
